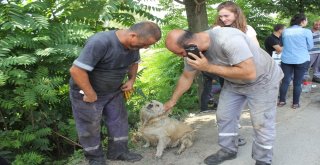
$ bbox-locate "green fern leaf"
[50,23,93,45]
[0,55,37,67]
[0,48,11,57]
[19,133,36,143]
[6,69,28,85]
[55,44,82,57]
[0,71,9,86]
[32,138,50,150]
[7,69,28,78]
[49,76,64,87]
[34,128,51,137]
[11,15,27,30]
[22,89,38,108]
[13,152,44,165]
[25,1,49,13]
[32,36,51,46]
[35,48,56,57]
[35,66,49,79]
[34,84,51,95]
[0,130,22,149]
[32,14,49,30]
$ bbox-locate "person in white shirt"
[212,1,260,46]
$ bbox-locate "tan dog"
[139,100,194,158]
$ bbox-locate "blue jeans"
[279,61,310,104]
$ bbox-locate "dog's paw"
[155,153,163,159]
[143,142,150,148]
[155,149,164,158]
[175,150,183,155]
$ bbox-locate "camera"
[184,44,201,60]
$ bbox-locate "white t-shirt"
[212,25,257,37]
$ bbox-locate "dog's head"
[140,100,167,126]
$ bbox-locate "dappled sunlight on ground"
[185,112,216,125]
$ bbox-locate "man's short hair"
[273,24,285,31]
[314,20,320,25]
[129,21,161,41]
[177,30,195,48]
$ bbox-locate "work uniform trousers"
[216,81,279,164]
[310,53,320,78]
[70,89,129,160]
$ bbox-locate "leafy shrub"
[126,49,199,129]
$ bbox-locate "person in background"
[200,72,219,113]
[0,156,9,165]
[164,28,283,165]
[308,20,320,83]
[213,1,260,46]
[278,14,313,109]
[69,21,161,165]
[264,24,285,56]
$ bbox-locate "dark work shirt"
[264,33,282,56]
[70,31,140,94]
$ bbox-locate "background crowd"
[202,12,319,112]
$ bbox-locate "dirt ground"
[106,110,222,165]
[79,82,320,165]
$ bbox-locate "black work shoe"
[112,152,142,162]
[255,160,271,165]
[88,158,107,165]
[204,149,237,165]
[238,135,247,146]
[313,77,320,83]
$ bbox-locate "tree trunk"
[184,0,209,32]
[184,0,209,110]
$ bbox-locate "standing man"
[264,24,285,56]
[69,21,161,165]
[309,20,320,83]
[164,28,283,165]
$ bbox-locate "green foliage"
[13,152,44,165]
[0,126,51,165]
[126,49,199,128]
[0,0,164,164]
[65,150,85,165]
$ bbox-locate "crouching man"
[163,28,283,165]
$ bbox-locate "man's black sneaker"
[204,149,237,165]
[312,77,320,83]
[255,160,271,165]
[88,158,106,165]
[238,135,247,146]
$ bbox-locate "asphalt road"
[223,82,320,165]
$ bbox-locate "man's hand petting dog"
[139,100,194,158]
[163,99,176,112]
